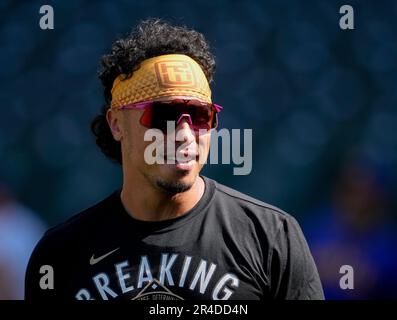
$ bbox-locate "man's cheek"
[198,135,211,164]
[142,129,166,164]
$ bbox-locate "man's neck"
[120,174,205,222]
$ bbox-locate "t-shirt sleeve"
[25,231,60,301]
[269,215,324,300]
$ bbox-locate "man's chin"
[155,177,194,194]
[158,166,198,194]
[145,160,201,194]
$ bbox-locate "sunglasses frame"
[117,99,222,132]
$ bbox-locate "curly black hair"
[91,18,216,164]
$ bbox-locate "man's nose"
[175,115,196,144]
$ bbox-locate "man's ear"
[106,109,123,141]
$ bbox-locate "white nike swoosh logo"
[90,248,120,265]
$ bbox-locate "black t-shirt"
[25,176,324,300]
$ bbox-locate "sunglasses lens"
[190,105,213,130]
[148,103,180,132]
[140,101,216,132]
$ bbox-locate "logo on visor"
[154,60,197,88]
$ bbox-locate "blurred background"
[0,0,396,299]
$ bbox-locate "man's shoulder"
[211,178,294,226]
[39,190,119,247]
[214,180,287,213]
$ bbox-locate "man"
[25,19,324,300]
